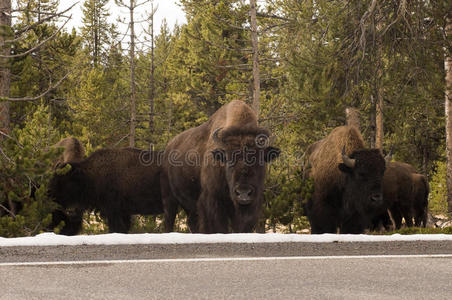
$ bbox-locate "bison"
[48,148,163,234]
[161,100,280,233]
[305,126,387,234]
[48,137,86,235]
[372,161,429,230]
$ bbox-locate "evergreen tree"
[81,0,112,67]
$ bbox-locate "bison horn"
[341,146,356,169]
[212,127,225,146]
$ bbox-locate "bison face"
[48,163,86,209]
[338,149,386,214]
[212,129,280,207]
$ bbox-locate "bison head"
[338,147,386,217]
[48,163,87,210]
[211,127,280,208]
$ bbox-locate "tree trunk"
[129,0,136,147]
[250,0,260,117]
[369,95,376,148]
[375,7,384,151]
[148,2,155,142]
[445,15,452,215]
[345,107,360,131]
[376,87,383,150]
[0,0,11,142]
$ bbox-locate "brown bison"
[48,148,163,234]
[48,137,86,235]
[161,100,280,233]
[373,161,429,230]
[305,126,386,234]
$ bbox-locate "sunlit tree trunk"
[129,0,136,147]
[0,0,11,142]
[250,0,260,117]
[445,15,452,215]
[346,107,360,131]
[149,1,155,141]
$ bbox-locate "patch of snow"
[1,232,452,247]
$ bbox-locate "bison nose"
[234,185,254,205]
[370,193,383,203]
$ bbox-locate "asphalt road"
[1,241,452,299]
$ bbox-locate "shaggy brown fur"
[161,100,279,233]
[49,148,163,234]
[377,162,429,229]
[412,173,429,227]
[53,137,85,166]
[309,126,366,198]
[306,126,386,234]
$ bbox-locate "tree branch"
[0,17,71,58]
[0,72,70,102]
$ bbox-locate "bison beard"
[48,148,163,235]
[161,100,280,233]
[305,126,386,234]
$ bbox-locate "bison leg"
[198,191,229,234]
[402,208,414,227]
[106,213,131,233]
[186,211,199,233]
[160,171,178,232]
[414,207,427,227]
[390,206,403,230]
[414,199,428,227]
[306,197,338,234]
[340,214,367,234]
[51,209,84,235]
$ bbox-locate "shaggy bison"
[161,100,280,233]
[48,148,163,234]
[373,161,429,230]
[305,126,386,234]
[48,137,86,235]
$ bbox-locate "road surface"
[1,241,452,299]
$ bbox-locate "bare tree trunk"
[376,87,383,150]
[148,2,155,141]
[375,8,384,151]
[129,0,136,147]
[0,0,11,142]
[345,107,360,131]
[445,15,452,215]
[369,95,376,148]
[250,0,260,117]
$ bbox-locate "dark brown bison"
[373,162,429,230]
[2,137,86,222]
[305,126,386,234]
[48,137,86,235]
[161,100,280,233]
[48,148,163,234]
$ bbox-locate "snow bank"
[1,232,452,247]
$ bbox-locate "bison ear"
[264,147,280,162]
[338,163,353,174]
[212,149,226,162]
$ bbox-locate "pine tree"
[81,0,112,67]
